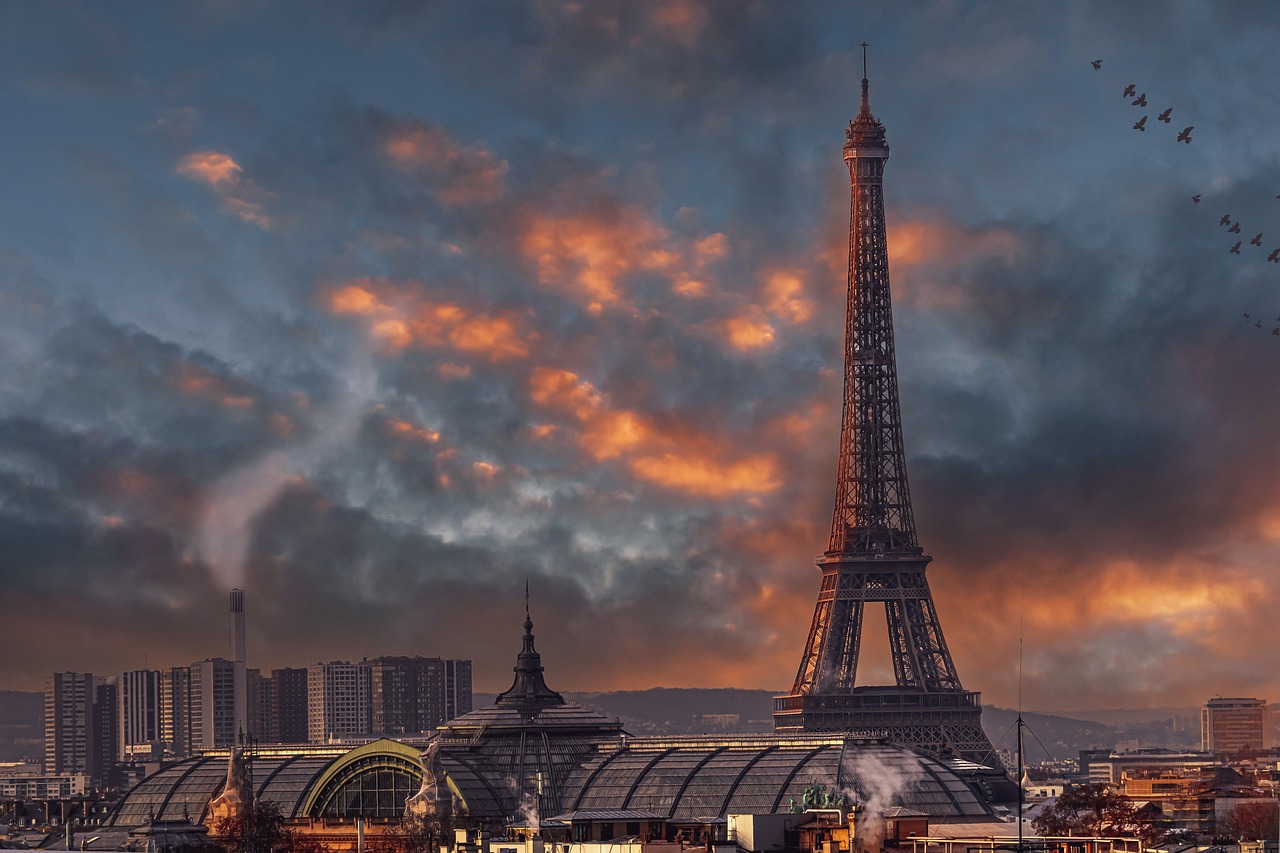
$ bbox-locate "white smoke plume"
[517,791,540,832]
[842,752,917,853]
[196,354,376,588]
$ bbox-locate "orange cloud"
[326,279,536,361]
[722,314,776,350]
[176,150,275,229]
[581,410,649,460]
[527,365,780,497]
[521,209,669,312]
[387,418,440,444]
[763,270,814,324]
[646,0,710,49]
[383,125,507,204]
[529,367,603,419]
[176,151,242,187]
[885,216,1024,309]
[629,452,781,497]
[519,204,728,313]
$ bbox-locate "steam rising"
[517,791,540,832]
[196,355,376,588]
[843,751,917,852]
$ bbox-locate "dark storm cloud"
[3,1,1280,710]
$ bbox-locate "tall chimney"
[230,589,247,743]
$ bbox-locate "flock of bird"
[1093,59,1280,339]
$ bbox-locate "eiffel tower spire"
[774,49,999,767]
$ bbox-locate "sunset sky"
[3,1,1280,713]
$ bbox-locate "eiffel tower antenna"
[773,55,1000,767]
[860,42,870,114]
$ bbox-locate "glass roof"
[561,738,991,820]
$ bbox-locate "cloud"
[177,150,276,228]
[383,122,508,204]
[527,365,781,497]
[326,278,537,361]
[6,1,1280,714]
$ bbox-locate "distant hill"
[471,689,1202,762]
[0,689,43,763]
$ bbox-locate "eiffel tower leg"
[901,597,960,691]
[794,595,866,695]
[884,598,921,689]
[822,599,863,693]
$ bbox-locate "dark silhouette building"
[772,50,1000,767]
[270,667,310,744]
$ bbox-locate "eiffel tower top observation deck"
[773,48,1000,768]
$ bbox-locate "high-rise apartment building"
[91,679,118,788]
[189,658,238,750]
[160,666,190,759]
[270,667,310,744]
[368,657,474,735]
[307,662,371,742]
[1202,697,1268,754]
[118,670,163,762]
[444,658,472,722]
[253,669,274,743]
[45,672,95,777]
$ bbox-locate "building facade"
[271,667,310,744]
[369,656,473,735]
[1202,697,1268,755]
[307,662,372,742]
[44,672,95,778]
[118,670,163,762]
[160,666,190,759]
[189,658,238,750]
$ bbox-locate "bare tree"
[1031,784,1168,844]
[210,801,325,853]
[1219,801,1280,841]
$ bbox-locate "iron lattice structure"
[773,59,1000,768]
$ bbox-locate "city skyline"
[3,2,1280,712]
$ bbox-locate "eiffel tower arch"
[773,50,1000,768]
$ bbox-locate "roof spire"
[860,41,871,115]
[495,584,565,713]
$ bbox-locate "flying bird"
[1177,126,1193,143]
[1123,84,1136,98]
[1230,241,1242,254]
[1133,115,1147,131]
[1192,195,1201,204]
[1092,60,1103,70]
[1273,328,1279,336]
[1251,233,1264,247]
[1131,93,1147,106]
[1269,249,1280,263]
[1255,321,1262,328]
[1157,108,1172,123]
[1221,214,1232,226]
[1229,222,1242,234]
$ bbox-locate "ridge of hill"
[474,688,1203,759]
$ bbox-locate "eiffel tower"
[773,48,1000,767]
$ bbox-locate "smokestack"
[230,589,247,743]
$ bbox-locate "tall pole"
[1017,715,1024,852]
